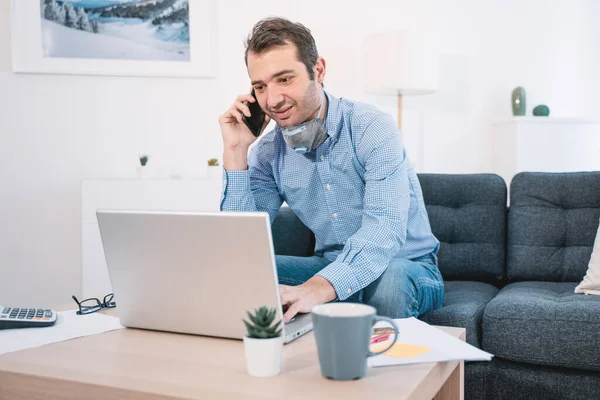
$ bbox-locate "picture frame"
[10,0,218,78]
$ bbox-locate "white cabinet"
[81,179,222,298]
[492,118,600,185]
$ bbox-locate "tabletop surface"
[0,308,465,400]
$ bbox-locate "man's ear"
[314,56,326,84]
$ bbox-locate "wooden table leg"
[433,360,464,400]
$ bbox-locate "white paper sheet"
[0,310,124,356]
[368,317,493,367]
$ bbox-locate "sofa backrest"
[508,172,600,282]
[418,174,507,284]
[271,206,315,257]
[272,174,509,285]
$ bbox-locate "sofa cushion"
[483,281,600,371]
[419,281,499,348]
[508,172,600,282]
[272,206,315,257]
[418,174,507,283]
[484,357,600,400]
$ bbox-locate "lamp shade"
[363,31,438,96]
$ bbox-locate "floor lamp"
[363,31,438,167]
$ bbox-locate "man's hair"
[244,17,319,80]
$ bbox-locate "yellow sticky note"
[370,342,432,358]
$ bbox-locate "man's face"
[247,43,323,128]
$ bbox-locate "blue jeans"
[275,253,445,319]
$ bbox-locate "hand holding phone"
[218,90,269,170]
[242,89,266,137]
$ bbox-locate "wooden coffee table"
[0,309,464,400]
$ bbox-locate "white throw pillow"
[575,220,600,295]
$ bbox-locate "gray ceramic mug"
[311,303,399,380]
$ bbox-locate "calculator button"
[9,315,16,319]
[2,307,10,313]
[44,311,53,318]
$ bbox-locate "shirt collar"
[323,91,342,142]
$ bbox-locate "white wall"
[1,0,599,306]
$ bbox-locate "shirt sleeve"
[220,139,283,224]
[317,114,410,300]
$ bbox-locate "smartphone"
[242,89,266,137]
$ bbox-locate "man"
[219,17,444,323]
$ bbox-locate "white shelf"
[493,117,600,125]
[491,118,600,187]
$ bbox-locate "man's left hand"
[279,276,337,323]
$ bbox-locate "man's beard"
[268,81,321,127]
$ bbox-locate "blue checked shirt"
[220,92,439,300]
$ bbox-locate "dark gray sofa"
[271,172,600,400]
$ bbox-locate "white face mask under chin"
[281,95,328,154]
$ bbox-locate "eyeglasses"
[72,293,116,315]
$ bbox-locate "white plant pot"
[137,165,151,179]
[243,335,283,377]
[206,166,221,180]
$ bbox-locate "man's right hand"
[218,93,270,170]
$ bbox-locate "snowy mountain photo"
[40,0,190,61]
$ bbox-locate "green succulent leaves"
[243,306,282,339]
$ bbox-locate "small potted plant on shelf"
[137,154,150,179]
[206,158,220,179]
[243,306,283,377]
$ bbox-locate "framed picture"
[10,0,218,78]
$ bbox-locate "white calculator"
[0,306,57,329]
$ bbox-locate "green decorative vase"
[511,87,526,116]
[533,104,550,116]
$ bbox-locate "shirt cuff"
[223,169,250,195]
[316,261,362,301]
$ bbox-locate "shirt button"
[346,288,352,294]
[326,184,331,191]
[333,213,338,219]
[222,179,227,185]
[343,241,346,245]
[320,155,325,161]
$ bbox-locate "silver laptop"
[96,210,312,343]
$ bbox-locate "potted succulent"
[137,154,150,179]
[242,306,283,377]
